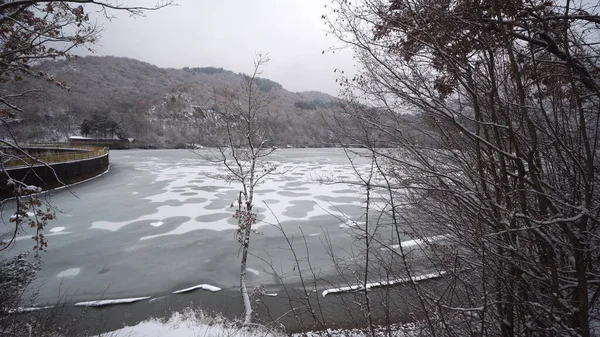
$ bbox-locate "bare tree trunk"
[240,225,252,325]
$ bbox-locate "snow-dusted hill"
[7,56,343,147]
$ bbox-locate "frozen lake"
[1,148,401,304]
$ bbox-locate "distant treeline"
[183,66,282,92]
[251,77,282,92]
[182,66,232,75]
[294,99,340,110]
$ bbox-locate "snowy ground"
[1,149,416,305]
[95,307,418,337]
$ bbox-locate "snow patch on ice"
[48,231,71,237]
[382,234,451,251]
[246,268,260,275]
[8,306,54,314]
[93,204,233,234]
[9,212,35,221]
[172,284,221,294]
[74,296,151,307]
[339,221,358,229]
[57,268,80,278]
[322,271,447,297]
[90,160,371,241]
[140,217,235,240]
[148,296,167,303]
[50,226,66,233]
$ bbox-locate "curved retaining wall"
[1,152,109,200]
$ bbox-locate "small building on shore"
[69,136,133,149]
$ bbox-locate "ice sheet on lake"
[97,162,369,241]
[172,284,221,294]
[93,204,234,233]
[74,296,151,307]
[2,150,387,307]
[3,230,71,244]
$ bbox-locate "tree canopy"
[326,0,600,335]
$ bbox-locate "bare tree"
[0,0,173,244]
[0,1,172,335]
[201,53,277,325]
[321,0,600,336]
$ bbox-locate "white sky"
[80,0,355,96]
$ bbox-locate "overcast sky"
[80,0,355,96]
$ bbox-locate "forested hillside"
[6,56,346,148]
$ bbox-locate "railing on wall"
[3,145,109,169]
[0,145,111,199]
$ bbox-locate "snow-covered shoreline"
[93,307,420,337]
